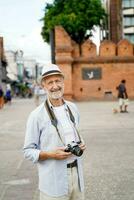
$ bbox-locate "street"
[0,98,134,200]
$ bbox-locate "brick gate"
[55,26,134,101]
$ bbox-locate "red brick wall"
[55,26,134,100]
[72,62,134,100]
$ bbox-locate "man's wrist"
[39,151,55,160]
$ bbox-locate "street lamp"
[15,50,24,82]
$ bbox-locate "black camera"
[64,141,83,157]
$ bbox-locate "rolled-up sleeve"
[23,112,41,163]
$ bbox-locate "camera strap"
[45,99,65,145]
[45,99,82,145]
[65,104,82,143]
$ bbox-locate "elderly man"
[23,64,86,200]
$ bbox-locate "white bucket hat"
[41,64,64,80]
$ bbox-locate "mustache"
[50,87,62,92]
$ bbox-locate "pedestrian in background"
[23,64,86,200]
[117,79,129,113]
[0,86,4,109]
[5,88,12,105]
[34,82,40,106]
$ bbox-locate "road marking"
[3,178,30,185]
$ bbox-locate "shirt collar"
[46,97,67,110]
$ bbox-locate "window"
[124,34,134,43]
[122,0,134,8]
[124,16,134,26]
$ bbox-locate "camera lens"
[72,146,83,157]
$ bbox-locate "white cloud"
[16,27,51,62]
[0,0,53,63]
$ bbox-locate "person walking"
[0,86,4,109]
[117,79,129,113]
[23,64,86,200]
[34,82,40,106]
[5,88,12,105]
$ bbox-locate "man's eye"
[56,80,62,83]
[48,81,53,85]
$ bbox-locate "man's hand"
[52,147,72,160]
[39,147,72,161]
[79,143,86,152]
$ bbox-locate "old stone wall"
[55,26,134,101]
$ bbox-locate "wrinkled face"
[42,74,64,100]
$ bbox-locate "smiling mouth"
[51,89,61,93]
[52,90,62,95]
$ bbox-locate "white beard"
[48,87,64,100]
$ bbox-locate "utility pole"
[35,64,38,83]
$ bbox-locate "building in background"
[105,0,134,44]
[5,50,18,82]
[5,51,38,83]
[0,37,7,92]
[122,0,134,43]
[0,36,44,98]
[23,58,37,81]
[100,0,109,40]
[104,0,123,43]
[4,49,42,97]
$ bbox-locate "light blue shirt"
[23,99,84,197]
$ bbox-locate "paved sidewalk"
[0,98,134,200]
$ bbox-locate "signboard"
[82,67,102,80]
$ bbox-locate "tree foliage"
[41,0,107,44]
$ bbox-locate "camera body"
[64,141,83,157]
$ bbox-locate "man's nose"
[52,81,59,88]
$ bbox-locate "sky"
[0,0,100,64]
[0,0,53,63]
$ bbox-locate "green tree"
[41,0,107,44]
